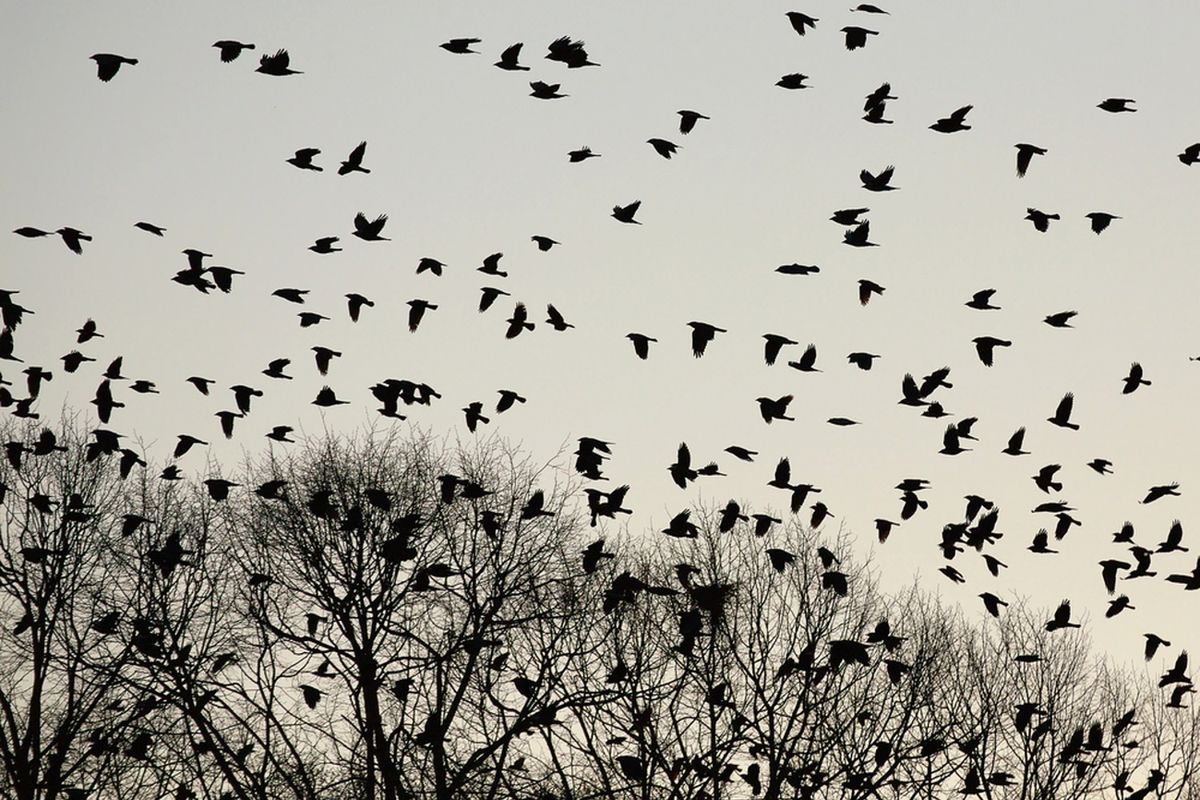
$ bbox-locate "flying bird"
[494,43,529,71]
[1025,208,1059,232]
[91,53,138,82]
[1098,98,1136,113]
[687,322,726,357]
[338,141,370,175]
[612,201,641,224]
[256,49,301,75]
[441,38,481,54]
[213,40,255,62]
[352,213,389,241]
[930,105,973,133]
[677,110,710,134]
[1014,143,1047,177]
[785,12,818,35]
[841,26,879,50]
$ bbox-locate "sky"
[4,1,1200,672]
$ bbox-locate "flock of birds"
[4,9,1200,792]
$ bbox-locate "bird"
[1121,362,1151,394]
[494,43,529,71]
[352,213,389,241]
[612,201,642,224]
[1047,393,1079,430]
[406,300,438,332]
[980,592,1008,618]
[1143,483,1181,504]
[1044,311,1077,328]
[940,425,970,455]
[479,252,507,277]
[756,395,794,423]
[1098,98,1136,113]
[531,235,559,251]
[787,344,820,372]
[843,221,877,247]
[133,221,166,236]
[1014,143,1048,177]
[529,81,566,99]
[1099,559,1131,594]
[417,257,447,276]
[312,387,348,407]
[338,141,370,175]
[1089,458,1113,475]
[1179,143,1200,165]
[440,38,481,54]
[213,40,255,62]
[309,237,341,254]
[677,110,710,134]
[345,293,374,322]
[545,305,573,331]
[287,148,322,171]
[762,334,798,365]
[966,289,1000,310]
[505,303,535,339]
[1086,212,1120,234]
[647,138,679,159]
[1002,427,1030,456]
[930,105,973,133]
[777,263,820,276]
[776,73,810,90]
[785,12,818,35]
[1025,208,1059,232]
[972,336,1012,367]
[847,352,879,370]
[687,322,726,358]
[1157,520,1188,553]
[841,26,879,50]
[256,49,301,75]
[56,228,91,255]
[626,333,657,360]
[1045,600,1080,631]
[860,165,897,191]
[858,280,885,305]
[91,53,138,82]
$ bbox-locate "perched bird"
[256,49,301,75]
[213,40,255,62]
[91,53,138,82]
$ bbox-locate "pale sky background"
[4,1,1200,671]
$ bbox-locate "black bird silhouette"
[1048,393,1079,430]
[861,165,897,191]
[546,305,574,331]
[407,300,438,332]
[966,289,1000,310]
[493,42,530,71]
[724,445,756,461]
[677,110,710,134]
[847,352,879,370]
[841,26,878,50]
[257,49,301,75]
[479,252,508,277]
[546,36,597,68]
[1145,634,1171,660]
[1014,143,1047,177]
[1025,208,1059,232]
[338,141,370,175]
[940,425,969,455]
[1098,98,1136,113]
[1157,520,1187,553]
[273,288,308,303]
[186,376,213,395]
[687,321,726,357]
[505,303,535,339]
[763,334,798,365]
[287,148,322,171]
[785,11,818,35]
[612,201,641,224]
[864,83,896,111]
[843,220,877,247]
[1045,600,1080,631]
[213,41,255,62]
[568,147,601,164]
[91,53,138,82]
[980,592,1008,617]
[417,257,446,276]
[1121,362,1150,394]
[56,228,91,255]
[346,293,374,321]
[1086,212,1119,234]
[441,38,481,54]
[352,213,388,241]
[668,443,699,489]
[1044,310,1077,328]
[930,105,973,133]
[777,73,810,90]
[857,279,885,305]
[777,263,820,276]
[309,237,341,254]
[1179,143,1200,165]
[973,336,1012,367]
[1142,483,1180,504]
[787,343,820,372]
[312,387,348,407]
[626,333,656,360]
[216,410,241,438]
[530,81,566,99]
[134,221,166,236]
[531,235,559,251]
[757,395,794,423]
[647,138,679,159]
[1090,458,1113,475]
[1002,427,1030,456]
[852,3,889,11]
[1099,559,1131,593]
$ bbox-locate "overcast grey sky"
[4,1,1200,669]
